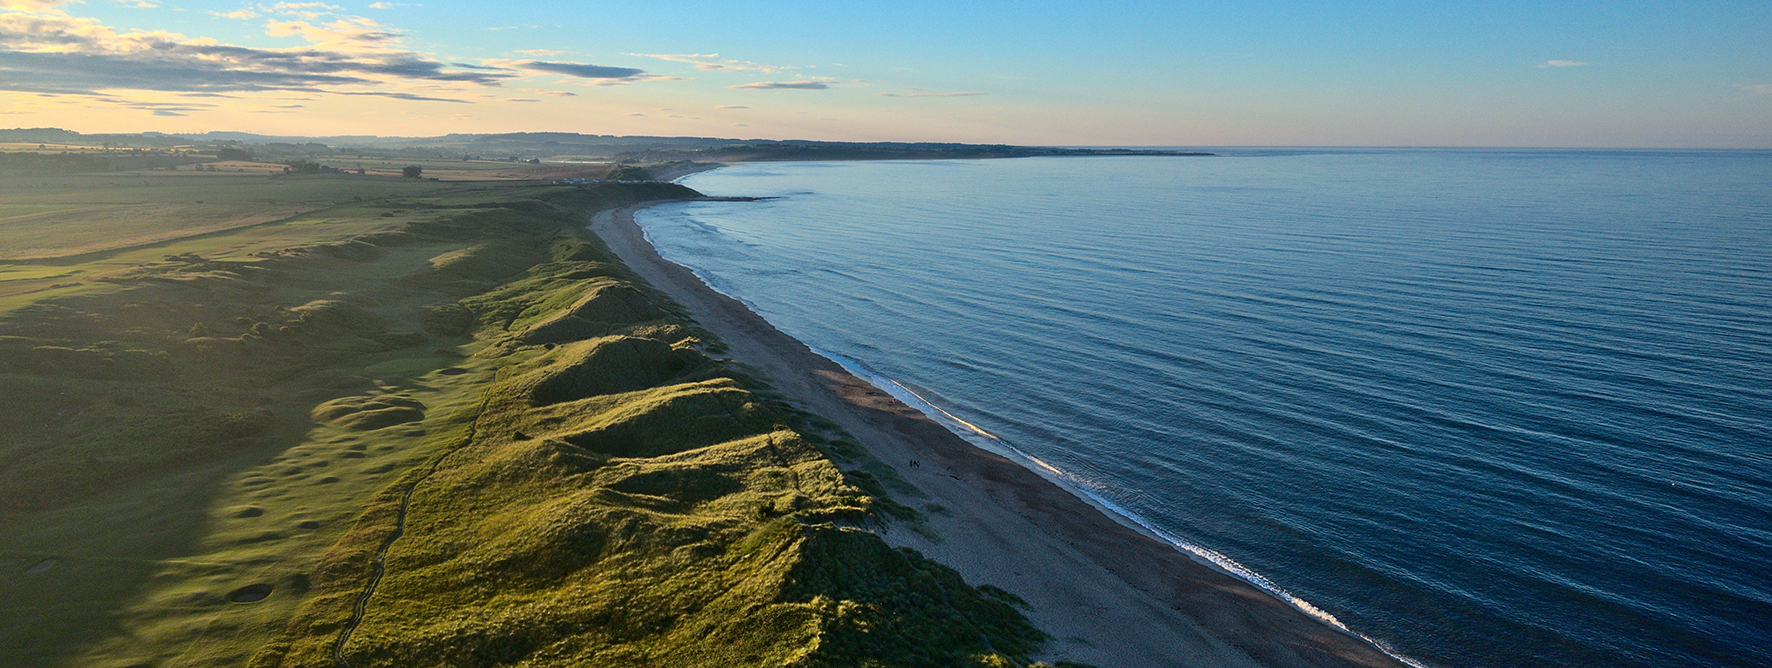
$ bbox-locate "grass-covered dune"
[0,173,1056,667]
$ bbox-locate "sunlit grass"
[0,174,1055,667]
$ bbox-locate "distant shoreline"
[593,192,1411,668]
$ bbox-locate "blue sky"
[2,0,1768,146]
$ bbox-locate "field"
[0,170,1055,667]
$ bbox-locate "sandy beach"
[592,201,1412,668]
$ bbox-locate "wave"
[635,199,1432,668]
[803,345,1435,668]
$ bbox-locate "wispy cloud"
[507,59,645,79]
[334,90,470,102]
[263,2,344,21]
[629,52,790,73]
[99,98,219,116]
[729,77,834,90]
[264,17,402,45]
[514,48,564,56]
[1741,83,1772,95]
[211,8,258,19]
[0,1,68,11]
[875,87,984,98]
[714,104,748,109]
[1537,60,1590,68]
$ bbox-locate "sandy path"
[592,203,1411,668]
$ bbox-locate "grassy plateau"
[0,167,1059,667]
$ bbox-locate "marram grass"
[0,175,1061,668]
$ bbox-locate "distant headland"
[0,127,1212,165]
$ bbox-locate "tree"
[402,165,423,178]
[216,147,251,161]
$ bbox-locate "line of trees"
[0,152,108,174]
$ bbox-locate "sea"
[633,150,1772,668]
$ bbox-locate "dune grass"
[0,172,1056,667]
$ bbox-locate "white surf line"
[622,199,1434,668]
[811,346,1436,668]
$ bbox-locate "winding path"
[331,378,497,668]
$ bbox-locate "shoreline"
[801,345,1424,664]
[653,165,1427,665]
[649,161,728,183]
[595,194,1413,666]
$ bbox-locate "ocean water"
[633,151,1772,668]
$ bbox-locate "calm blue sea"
[634,151,1772,668]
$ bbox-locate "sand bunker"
[228,584,273,603]
[311,395,426,430]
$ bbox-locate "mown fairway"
[0,171,1051,668]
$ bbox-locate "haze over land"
[2,1,1769,147]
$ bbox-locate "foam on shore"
[806,347,1434,668]
[629,198,1432,668]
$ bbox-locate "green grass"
[0,173,1053,668]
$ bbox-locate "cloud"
[0,1,675,111]
[507,59,645,79]
[728,78,834,90]
[96,98,219,117]
[1537,60,1590,68]
[112,0,158,8]
[264,17,402,45]
[334,90,469,102]
[629,52,790,73]
[714,104,748,109]
[0,1,67,11]
[875,87,984,98]
[0,6,508,100]
[514,48,564,56]
[368,2,418,7]
[503,97,537,102]
[263,2,343,21]
[1741,83,1772,95]
[211,9,258,19]
[731,123,747,127]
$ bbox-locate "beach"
[593,201,1411,668]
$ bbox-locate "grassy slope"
[0,175,1053,667]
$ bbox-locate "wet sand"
[592,202,1411,668]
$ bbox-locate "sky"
[1,0,1768,147]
